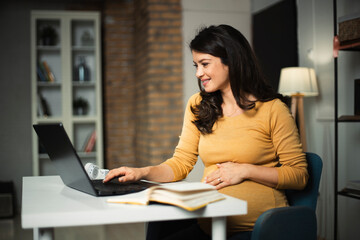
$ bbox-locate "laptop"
[33,123,157,196]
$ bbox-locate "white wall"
[181,0,251,181]
[297,1,335,239]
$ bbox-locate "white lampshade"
[278,67,319,97]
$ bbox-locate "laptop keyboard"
[91,179,156,195]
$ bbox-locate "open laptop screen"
[33,123,98,196]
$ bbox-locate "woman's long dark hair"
[190,24,282,134]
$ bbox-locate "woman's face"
[192,51,230,93]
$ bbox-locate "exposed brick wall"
[104,0,183,168]
[134,0,183,166]
[133,0,150,167]
[104,0,136,169]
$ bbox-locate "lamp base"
[291,94,307,152]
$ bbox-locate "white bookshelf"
[31,10,103,176]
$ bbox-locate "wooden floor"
[1,213,145,240]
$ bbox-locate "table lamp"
[278,67,318,151]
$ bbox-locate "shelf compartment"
[37,51,62,83]
[36,19,60,46]
[73,85,96,116]
[71,20,95,47]
[72,53,95,82]
[37,88,62,117]
[73,123,96,153]
[338,115,360,122]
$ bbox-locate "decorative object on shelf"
[73,97,89,115]
[73,56,90,82]
[81,30,94,46]
[40,25,57,46]
[278,67,319,151]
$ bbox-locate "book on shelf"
[37,61,55,82]
[37,92,51,117]
[37,66,47,82]
[37,94,44,116]
[38,61,49,82]
[83,130,96,153]
[42,61,55,82]
[107,181,225,211]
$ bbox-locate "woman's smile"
[201,78,211,87]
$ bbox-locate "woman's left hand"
[204,162,251,190]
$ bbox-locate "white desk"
[22,176,247,240]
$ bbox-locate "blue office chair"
[250,152,323,240]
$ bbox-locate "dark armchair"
[250,152,323,240]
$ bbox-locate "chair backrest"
[285,152,323,211]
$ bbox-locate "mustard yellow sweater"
[163,93,308,232]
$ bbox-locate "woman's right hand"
[103,166,145,183]
[103,164,174,183]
